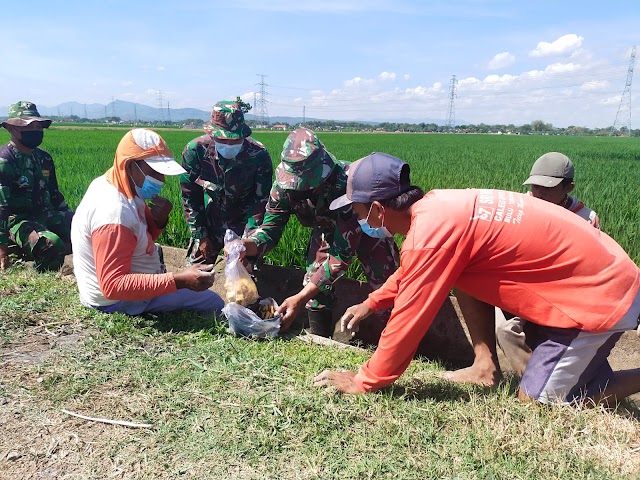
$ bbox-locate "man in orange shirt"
[314,152,640,405]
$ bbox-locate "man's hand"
[0,245,10,271]
[313,370,364,394]
[276,294,306,332]
[196,237,216,263]
[149,195,173,229]
[340,302,374,336]
[173,263,215,291]
[241,239,258,259]
[276,282,321,332]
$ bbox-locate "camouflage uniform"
[247,128,399,318]
[0,102,73,271]
[180,101,272,263]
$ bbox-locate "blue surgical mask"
[133,162,164,199]
[358,203,393,238]
[215,141,243,159]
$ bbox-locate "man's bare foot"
[437,365,503,387]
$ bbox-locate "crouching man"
[71,129,224,316]
[315,152,640,406]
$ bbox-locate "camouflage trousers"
[8,211,73,272]
[304,229,399,312]
[186,217,246,265]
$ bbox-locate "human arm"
[305,209,362,293]
[91,224,177,300]
[246,185,292,258]
[245,149,273,231]
[145,196,172,237]
[0,155,16,253]
[276,282,321,331]
[342,248,463,393]
[179,141,209,241]
[40,152,72,213]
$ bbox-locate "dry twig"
[61,409,153,429]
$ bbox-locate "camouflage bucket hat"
[275,127,336,191]
[1,101,52,128]
[205,100,252,139]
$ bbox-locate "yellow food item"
[224,276,259,306]
[256,303,276,320]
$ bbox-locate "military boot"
[307,310,334,338]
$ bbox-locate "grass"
[2,265,640,479]
[1,129,639,268]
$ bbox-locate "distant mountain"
[0,100,450,126]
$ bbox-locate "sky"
[1,0,639,128]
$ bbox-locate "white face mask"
[215,141,243,159]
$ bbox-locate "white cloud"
[483,74,517,85]
[544,62,580,74]
[378,71,397,81]
[156,65,166,71]
[121,80,133,87]
[487,52,515,70]
[458,77,481,87]
[600,96,621,105]
[403,74,411,80]
[580,80,609,91]
[529,34,584,58]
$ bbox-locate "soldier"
[180,100,273,264]
[0,101,73,272]
[240,127,400,338]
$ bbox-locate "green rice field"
[1,128,639,267]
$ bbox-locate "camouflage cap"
[1,101,52,128]
[275,127,336,191]
[205,100,252,139]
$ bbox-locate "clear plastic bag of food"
[223,229,259,306]
[223,297,281,338]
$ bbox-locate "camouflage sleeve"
[180,141,208,239]
[245,149,273,231]
[308,207,361,290]
[0,156,14,245]
[247,184,292,258]
[40,153,71,213]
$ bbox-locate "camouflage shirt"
[0,143,71,245]
[248,162,363,290]
[180,135,273,239]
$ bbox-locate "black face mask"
[19,130,44,149]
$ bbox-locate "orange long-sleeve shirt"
[356,189,640,392]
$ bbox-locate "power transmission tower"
[84,104,88,119]
[302,105,306,126]
[156,90,165,125]
[167,100,172,124]
[133,103,138,126]
[111,96,116,118]
[610,45,636,137]
[255,74,269,127]
[446,75,457,132]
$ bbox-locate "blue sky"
[2,0,638,127]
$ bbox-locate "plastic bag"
[223,297,281,338]
[223,229,259,306]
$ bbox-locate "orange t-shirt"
[356,189,640,392]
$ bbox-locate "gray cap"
[523,152,574,188]
[329,152,411,210]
